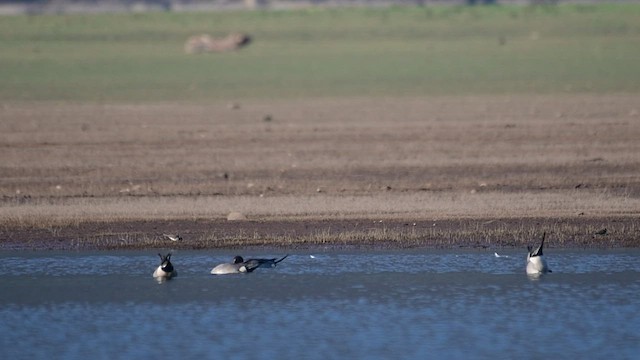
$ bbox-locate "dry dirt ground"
[1,95,639,250]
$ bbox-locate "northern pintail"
[153,253,177,279]
[526,233,552,275]
[210,256,261,275]
[233,254,289,269]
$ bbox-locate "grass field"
[1,4,640,101]
[1,4,640,249]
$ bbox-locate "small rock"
[227,212,247,221]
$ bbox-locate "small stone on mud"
[227,212,247,221]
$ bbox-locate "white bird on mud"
[153,253,177,279]
[163,234,182,242]
[526,232,552,275]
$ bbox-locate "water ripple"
[1,250,638,359]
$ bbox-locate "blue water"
[1,249,639,359]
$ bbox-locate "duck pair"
[210,254,289,275]
[152,253,289,279]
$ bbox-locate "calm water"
[1,249,638,359]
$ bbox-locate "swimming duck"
[526,232,552,275]
[234,254,289,269]
[153,253,177,279]
[210,256,261,275]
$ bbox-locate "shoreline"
[1,215,637,251]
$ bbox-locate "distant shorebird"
[594,228,607,235]
[153,253,177,279]
[163,234,182,242]
[526,232,552,275]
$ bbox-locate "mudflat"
[1,95,639,249]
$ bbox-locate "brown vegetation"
[0,217,634,251]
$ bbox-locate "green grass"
[1,4,640,102]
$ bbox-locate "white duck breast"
[526,254,550,274]
[210,263,249,275]
[526,233,551,275]
[210,256,261,275]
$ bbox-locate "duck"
[153,253,177,279]
[234,254,289,269]
[210,256,261,275]
[526,232,552,275]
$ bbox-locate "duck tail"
[532,232,546,257]
[275,254,289,264]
